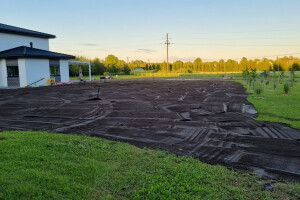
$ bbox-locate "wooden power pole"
[165,33,170,71]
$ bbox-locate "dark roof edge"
[1,55,75,60]
[0,46,75,60]
[0,23,56,39]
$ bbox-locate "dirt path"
[0,80,299,180]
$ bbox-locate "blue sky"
[1,0,300,62]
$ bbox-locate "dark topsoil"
[0,79,300,180]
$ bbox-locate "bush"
[250,69,258,89]
[123,65,131,75]
[279,71,285,84]
[188,69,193,73]
[260,78,264,84]
[283,83,290,94]
[273,80,277,89]
[255,84,263,97]
[242,67,250,81]
[289,67,296,87]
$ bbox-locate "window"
[50,66,60,75]
[6,59,19,77]
[7,66,19,77]
[49,60,60,76]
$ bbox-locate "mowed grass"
[237,80,300,130]
[0,131,300,199]
[69,72,243,80]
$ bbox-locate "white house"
[0,23,75,87]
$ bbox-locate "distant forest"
[69,54,300,76]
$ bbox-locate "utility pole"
[165,33,170,72]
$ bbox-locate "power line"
[172,29,300,35]
[176,43,300,47]
[171,37,300,41]
[230,52,300,60]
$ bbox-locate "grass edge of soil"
[0,131,300,200]
[236,80,300,130]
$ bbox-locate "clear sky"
[1,0,300,62]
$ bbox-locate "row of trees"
[160,57,300,73]
[69,55,300,76]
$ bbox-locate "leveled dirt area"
[0,80,299,180]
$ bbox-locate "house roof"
[0,23,56,39]
[0,46,75,60]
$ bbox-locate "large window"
[49,60,60,76]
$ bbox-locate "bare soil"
[0,79,300,180]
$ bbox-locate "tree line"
[69,55,300,76]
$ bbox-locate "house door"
[6,59,20,87]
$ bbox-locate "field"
[70,71,300,80]
[1,130,299,199]
[0,80,299,181]
[70,72,243,80]
[237,79,300,130]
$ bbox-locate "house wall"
[0,33,49,51]
[0,59,7,87]
[60,60,70,82]
[18,59,27,87]
[0,59,71,87]
[24,59,50,87]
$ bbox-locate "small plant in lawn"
[250,69,258,90]
[260,70,269,83]
[272,69,277,89]
[242,67,250,84]
[273,79,277,89]
[260,77,264,84]
[279,71,285,84]
[289,67,296,87]
[272,68,277,78]
[255,84,263,97]
[283,82,290,94]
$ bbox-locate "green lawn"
[0,131,299,200]
[69,72,243,81]
[237,79,300,130]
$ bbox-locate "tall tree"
[193,58,202,72]
[105,55,118,67]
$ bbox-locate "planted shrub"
[260,70,269,79]
[250,69,258,90]
[255,84,263,97]
[283,82,290,94]
[279,71,285,84]
[242,67,250,84]
[260,77,264,84]
[273,79,277,89]
[289,67,295,87]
